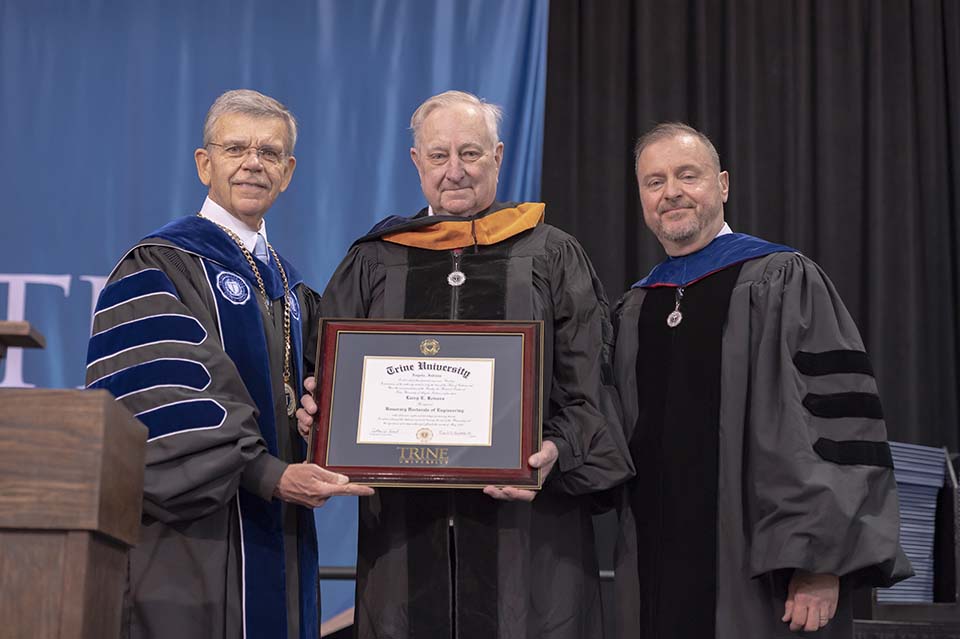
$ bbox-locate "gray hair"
[410,90,503,147]
[202,89,298,153]
[634,122,721,172]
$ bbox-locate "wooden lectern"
[0,320,46,359]
[0,322,147,639]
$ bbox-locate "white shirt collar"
[716,222,732,237]
[198,197,267,254]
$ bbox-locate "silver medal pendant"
[447,270,466,287]
[284,382,297,417]
[667,286,684,328]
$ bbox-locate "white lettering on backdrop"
[0,274,107,387]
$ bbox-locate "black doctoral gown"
[321,202,634,639]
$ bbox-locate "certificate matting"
[308,319,543,488]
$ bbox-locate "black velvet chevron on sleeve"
[813,437,894,468]
[802,392,885,420]
[793,350,875,376]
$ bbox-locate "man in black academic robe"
[612,122,912,638]
[299,91,633,639]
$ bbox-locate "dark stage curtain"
[542,0,960,448]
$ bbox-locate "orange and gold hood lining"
[383,202,545,250]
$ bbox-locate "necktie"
[253,233,270,265]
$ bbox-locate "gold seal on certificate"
[419,338,440,356]
[309,319,544,488]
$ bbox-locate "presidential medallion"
[284,382,297,417]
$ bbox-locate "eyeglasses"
[206,142,287,166]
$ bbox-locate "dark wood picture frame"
[308,318,543,488]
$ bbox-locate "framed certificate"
[307,318,543,488]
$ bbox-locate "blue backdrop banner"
[0,0,548,625]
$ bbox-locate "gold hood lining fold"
[383,202,545,250]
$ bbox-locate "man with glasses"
[85,89,372,639]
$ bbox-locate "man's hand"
[482,440,559,502]
[295,376,318,440]
[274,463,374,508]
[782,570,839,632]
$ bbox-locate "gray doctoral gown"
[85,216,320,639]
[612,250,912,638]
